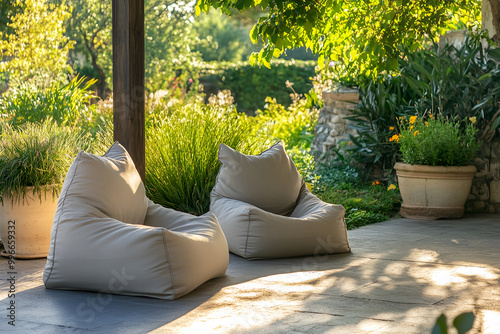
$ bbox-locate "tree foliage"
[145,0,201,93]
[196,0,481,79]
[0,0,23,37]
[0,0,73,84]
[64,0,111,99]
[193,9,258,62]
[64,0,200,96]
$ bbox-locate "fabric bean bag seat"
[43,142,228,299]
[210,142,351,260]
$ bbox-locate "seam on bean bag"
[243,207,252,259]
[161,230,176,298]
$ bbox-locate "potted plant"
[392,114,480,220]
[0,120,84,258]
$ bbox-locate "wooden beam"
[112,0,145,181]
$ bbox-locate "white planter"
[0,187,58,259]
[395,163,476,220]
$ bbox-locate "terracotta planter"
[395,163,476,220]
[0,187,58,259]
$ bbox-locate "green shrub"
[396,114,480,166]
[199,60,316,114]
[344,31,499,174]
[286,146,320,187]
[344,74,417,173]
[0,120,88,203]
[145,100,269,215]
[400,33,500,137]
[253,96,318,148]
[315,164,361,191]
[0,76,98,132]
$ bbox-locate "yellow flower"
[306,182,313,192]
[387,184,397,191]
[389,134,400,142]
[469,116,477,124]
[409,116,417,124]
[409,125,414,131]
[414,130,419,136]
[389,126,395,131]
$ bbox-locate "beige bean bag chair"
[43,142,228,299]
[210,142,351,260]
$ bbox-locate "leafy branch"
[196,0,482,79]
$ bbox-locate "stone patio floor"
[1,214,500,333]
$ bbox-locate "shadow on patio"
[1,214,500,333]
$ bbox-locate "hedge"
[199,60,316,114]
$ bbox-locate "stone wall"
[311,89,359,164]
[466,139,500,213]
[482,0,499,44]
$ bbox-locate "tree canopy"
[196,0,482,79]
[0,0,23,37]
[64,0,111,98]
[193,9,259,62]
[0,0,73,84]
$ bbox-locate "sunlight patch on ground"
[431,268,468,285]
[431,266,499,286]
[455,266,499,280]
[334,277,361,293]
[168,305,294,333]
[481,310,500,333]
[405,248,440,262]
[383,261,407,276]
[355,318,390,331]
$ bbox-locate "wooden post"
[112,0,145,181]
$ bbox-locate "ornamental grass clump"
[392,114,480,166]
[145,101,269,215]
[0,120,87,204]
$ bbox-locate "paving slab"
[1,214,499,333]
